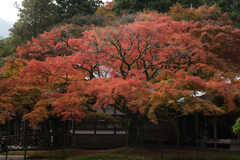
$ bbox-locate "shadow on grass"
[66,154,147,160]
[6,147,240,160]
[169,154,240,160]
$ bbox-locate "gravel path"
[0,155,24,160]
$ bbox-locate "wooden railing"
[0,132,72,151]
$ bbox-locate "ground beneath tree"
[2,146,240,160]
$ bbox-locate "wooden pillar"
[183,116,186,139]
[22,121,24,135]
[114,107,116,135]
[50,120,53,147]
[94,124,96,135]
[204,116,207,156]
[72,119,75,135]
[24,121,27,160]
[195,112,199,155]
[176,115,179,160]
[15,116,17,135]
[214,115,217,149]
[160,112,163,160]
[158,121,160,146]
[63,121,65,160]
[69,120,71,131]
[5,121,10,160]
[44,120,47,133]
[125,106,128,159]
[21,121,23,135]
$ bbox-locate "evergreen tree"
[10,0,59,44]
[216,0,240,26]
[113,0,179,16]
[0,37,16,67]
[179,0,205,8]
[56,0,103,20]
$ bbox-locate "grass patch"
[66,154,147,160]
[106,147,160,155]
[169,153,240,160]
[26,149,82,159]
[2,147,240,160]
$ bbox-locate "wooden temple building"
[1,106,239,150]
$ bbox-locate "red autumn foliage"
[1,11,240,130]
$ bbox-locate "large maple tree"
[1,8,240,147]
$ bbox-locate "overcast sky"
[0,0,22,22]
[0,0,110,23]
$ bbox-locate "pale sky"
[0,0,111,23]
[0,0,22,22]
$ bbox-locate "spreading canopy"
[1,10,240,135]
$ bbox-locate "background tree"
[95,1,116,25]
[10,0,59,45]
[56,0,103,20]
[112,0,240,27]
[113,0,178,16]
[0,38,17,67]
[165,3,233,26]
[179,0,204,8]
[216,0,240,26]
[233,117,240,134]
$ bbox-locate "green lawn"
[25,149,83,159]
[169,154,240,160]
[1,147,240,160]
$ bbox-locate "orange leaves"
[0,80,15,124]
[14,24,83,60]
[20,56,85,89]
[187,21,240,73]
[166,3,232,26]
[83,17,207,80]
[95,1,116,20]
[2,8,239,128]
[176,71,207,90]
[148,70,234,123]
[52,98,85,122]
[0,77,49,126]
[22,107,49,128]
[206,80,236,111]
[78,78,151,114]
[0,58,27,80]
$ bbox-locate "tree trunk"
[214,115,217,149]
[128,113,143,147]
